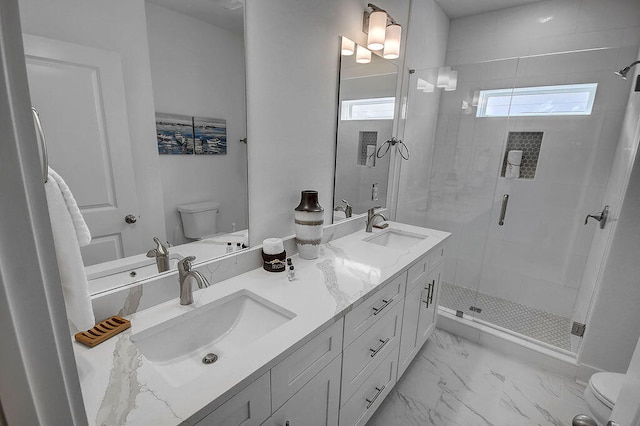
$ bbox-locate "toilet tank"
[178,201,220,239]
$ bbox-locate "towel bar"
[31,107,48,184]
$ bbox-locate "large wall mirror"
[333,37,399,222]
[21,0,247,292]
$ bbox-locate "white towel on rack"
[47,167,91,247]
[45,167,95,331]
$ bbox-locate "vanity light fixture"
[363,3,402,57]
[356,45,372,64]
[341,37,355,56]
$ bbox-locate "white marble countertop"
[73,222,449,425]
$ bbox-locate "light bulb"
[383,24,401,59]
[356,45,372,64]
[341,37,355,56]
[367,10,387,51]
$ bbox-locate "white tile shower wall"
[445,0,640,65]
[145,3,248,244]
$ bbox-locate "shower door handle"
[498,194,509,226]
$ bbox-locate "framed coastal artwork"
[155,113,227,155]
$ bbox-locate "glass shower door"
[397,58,520,320]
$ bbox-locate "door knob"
[572,414,597,426]
[125,214,138,224]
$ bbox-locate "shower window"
[476,83,598,117]
[341,97,395,120]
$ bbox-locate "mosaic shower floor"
[439,282,572,351]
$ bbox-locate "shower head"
[615,67,630,79]
[615,60,640,80]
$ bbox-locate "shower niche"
[500,131,543,179]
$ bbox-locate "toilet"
[583,372,625,425]
[178,200,220,240]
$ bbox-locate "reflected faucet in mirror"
[334,199,353,218]
[146,237,170,273]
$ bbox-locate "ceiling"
[146,0,545,38]
[145,0,244,35]
[435,0,543,19]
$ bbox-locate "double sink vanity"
[74,222,449,425]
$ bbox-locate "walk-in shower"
[396,46,638,354]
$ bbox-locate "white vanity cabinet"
[398,246,444,379]
[195,372,271,426]
[263,355,342,426]
[191,237,447,426]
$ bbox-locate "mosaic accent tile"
[358,131,377,166]
[440,281,572,351]
[501,131,543,179]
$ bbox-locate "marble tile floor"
[440,282,572,351]
[367,329,589,426]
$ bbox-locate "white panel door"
[23,34,143,265]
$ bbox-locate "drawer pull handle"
[428,280,435,304]
[422,288,430,308]
[372,298,393,315]
[370,338,390,357]
[365,385,386,409]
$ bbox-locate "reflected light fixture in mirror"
[341,37,355,56]
[356,45,372,64]
[445,70,458,91]
[364,3,402,59]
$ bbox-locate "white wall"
[445,0,640,65]
[145,3,248,244]
[18,0,166,247]
[244,0,409,246]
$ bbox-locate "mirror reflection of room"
[333,38,399,222]
[21,0,248,293]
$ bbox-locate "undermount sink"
[363,229,427,250]
[130,289,296,387]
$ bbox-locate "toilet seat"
[589,372,625,409]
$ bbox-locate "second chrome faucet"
[178,256,210,305]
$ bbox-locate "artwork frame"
[155,113,227,155]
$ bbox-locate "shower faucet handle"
[584,205,609,229]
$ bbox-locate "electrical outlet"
[371,183,379,201]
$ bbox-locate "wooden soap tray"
[74,315,131,348]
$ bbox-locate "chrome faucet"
[334,199,353,218]
[366,206,387,232]
[178,256,210,305]
[146,237,170,273]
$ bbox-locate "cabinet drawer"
[339,345,398,426]
[196,372,270,426]
[341,301,402,404]
[271,318,343,411]
[343,272,406,346]
[264,355,342,426]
